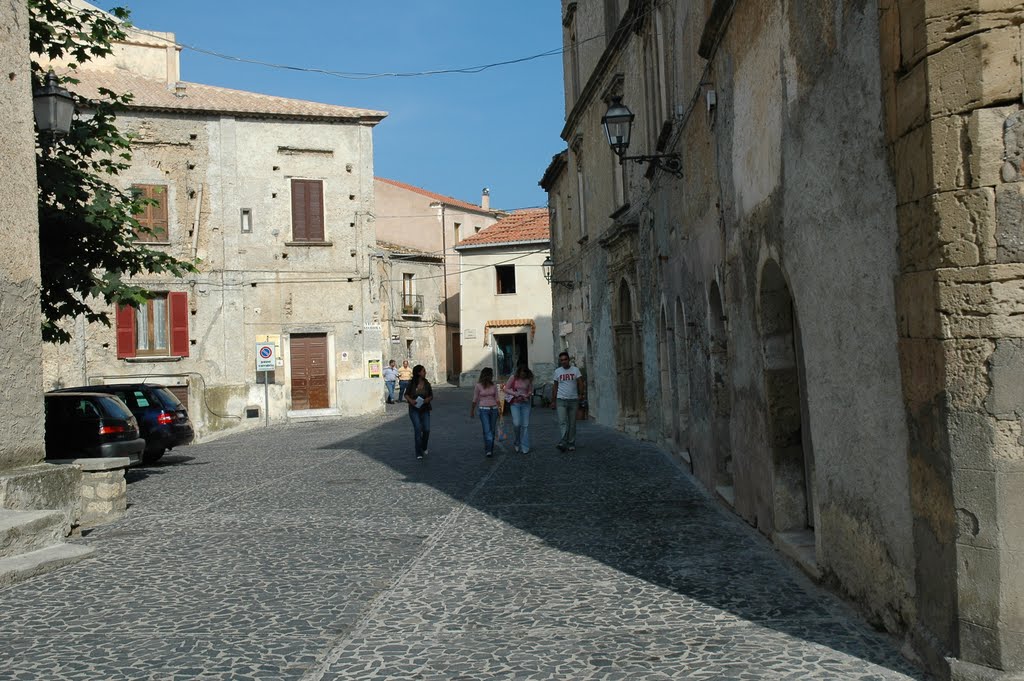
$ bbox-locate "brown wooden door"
[290,334,329,410]
[451,333,462,378]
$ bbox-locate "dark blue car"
[53,384,194,464]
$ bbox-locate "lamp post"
[542,256,575,289]
[601,96,681,177]
[33,70,75,136]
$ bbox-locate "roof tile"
[455,208,549,248]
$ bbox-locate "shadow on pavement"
[316,386,926,679]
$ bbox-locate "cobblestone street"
[0,387,927,680]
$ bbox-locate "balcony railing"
[401,294,424,317]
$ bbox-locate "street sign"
[255,343,276,372]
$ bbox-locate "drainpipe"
[440,204,450,380]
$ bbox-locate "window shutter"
[290,179,324,241]
[115,304,136,359]
[308,180,324,241]
[151,185,168,241]
[168,292,190,357]
[291,179,307,241]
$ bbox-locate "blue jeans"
[509,402,531,452]
[409,407,430,457]
[556,398,578,447]
[478,407,498,453]
[385,380,396,402]
[398,380,411,402]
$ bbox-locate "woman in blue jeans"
[404,364,432,460]
[469,367,500,457]
[503,363,533,454]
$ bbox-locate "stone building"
[544,1,1024,678]
[374,177,501,382]
[42,9,388,436]
[454,209,554,385]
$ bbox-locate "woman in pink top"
[470,367,500,457]
[503,363,534,454]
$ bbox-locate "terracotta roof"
[375,177,492,214]
[67,69,387,123]
[455,208,549,249]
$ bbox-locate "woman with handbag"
[470,367,500,458]
[404,364,433,460]
[504,363,534,454]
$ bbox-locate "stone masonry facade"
[544,1,1024,678]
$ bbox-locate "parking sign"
[255,343,276,371]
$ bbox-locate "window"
[496,265,517,294]
[290,179,325,242]
[474,225,481,233]
[453,222,461,244]
[115,292,190,358]
[132,184,168,242]
[240,208,253,233]
[402,273,421,315]
[576,168,588,237]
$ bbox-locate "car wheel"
[143,449,166,464]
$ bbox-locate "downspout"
[440,203,450,380]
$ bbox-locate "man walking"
[383,359,399,404]
[551,351,585,452]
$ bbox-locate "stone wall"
[0,0,45,473]
[881,0,1024,675]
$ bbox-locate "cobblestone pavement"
[0,387,929,680]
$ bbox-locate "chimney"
[481,187,490,211]
[173,82,187,97]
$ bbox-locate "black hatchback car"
[53,384,194,464]
[44,392,145,465]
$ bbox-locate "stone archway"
[613,279,643,423]
[674,297,691,453]
[759,260,815,534]
[659,305,674,442]
[708,282,733,496]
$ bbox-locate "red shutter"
[169,292,190,357]
[151,185,168,241]
[115,304,136,359]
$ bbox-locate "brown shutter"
[115,304,136,358]
[290,179,324,242]
[307,180,324,241]
[150,185,168,241]
[168,292,190,357]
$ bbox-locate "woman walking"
[404,364,433,460]
[470,367,500,458]
[503,363,534,454]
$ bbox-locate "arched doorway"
[613,279,643,423]
[659,305,674,442]
[759,260,815,534]
[709,282,733,496]
[674,298,691,453]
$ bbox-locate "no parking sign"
[255,343,276,372]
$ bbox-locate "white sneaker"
[423,449,429,456]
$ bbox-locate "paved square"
[0,387,928,680]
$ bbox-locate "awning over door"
[483,318,536,345]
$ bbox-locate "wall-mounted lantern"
[601,96,682,178]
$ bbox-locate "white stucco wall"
[457,246,554,386]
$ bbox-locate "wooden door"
[290,334,329,410]
[451,333,462,378]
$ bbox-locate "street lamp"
[542,256,575,289]
[601,96,682,178]
[33,70,75,135]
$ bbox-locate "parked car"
[44,392,145,465]
[52,384,194,464]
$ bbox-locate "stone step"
[0,509,68,560]
[0,543,96,589]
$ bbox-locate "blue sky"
[94,1,567,210]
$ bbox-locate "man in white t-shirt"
[550,351,585,452]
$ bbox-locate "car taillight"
[99,424,127,435]
[157,411,174,425]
